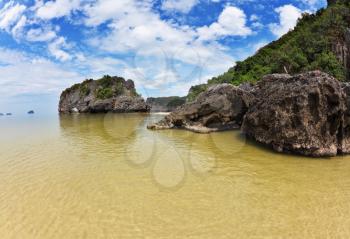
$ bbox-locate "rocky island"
[59,75,149,113]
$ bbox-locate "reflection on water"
[1,114,350,238]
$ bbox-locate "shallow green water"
[1,113,350,238]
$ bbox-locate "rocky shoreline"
[149,71,350,157]
[147,84,254,133]
[59,71,350,157]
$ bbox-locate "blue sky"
[0,0,327,114]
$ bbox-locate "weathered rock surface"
[59,76,150,113]
[147,84,254,133]
[242,71,350,157]
[146,96,186,112]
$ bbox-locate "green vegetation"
[79,79,92,96]
[96,87,114,99]
[187,84,208,102]
[188,1,350,100]
[95,75,125,99]
[130,88,140,97]
[61,75,142,100]
[167,97,186,108]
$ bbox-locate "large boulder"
[147,84,254,133]
[59,76,150,113]
[242,71,350,157]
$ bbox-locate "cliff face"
[59,76,150,113]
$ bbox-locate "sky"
[0,0,327,114]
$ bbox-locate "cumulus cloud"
[161,0,199,13]
[0,47,81,97]
[26,27,57,42]
[83,0,238,88]
[2,0,308,98]
[48,37,72,61]
[269,4,302,37]
[197,6,252,41]
[11,15,27,39]
[36,0,80,20]
[0,1,26,31]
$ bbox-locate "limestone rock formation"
[59,76,150,113]
[242,71,350,157]
[147,84,254,133]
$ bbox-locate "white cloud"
[0,47,81,97]
[0,0,263,98]
[48,37,72,61]
[26,27,57,42]
[161,0,199,13]
[250,14,259,21]
[81,0,246,95]
[197,6,252,41]
[36,0,80,20]
[83,0,152,27]
[269,4,302,37]
[11,15,27,39]
[0,1,26,31]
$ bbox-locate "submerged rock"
[28,110,34,114]
[6,113,12,116]
[59,76,150,113]
[0,113,3,116]
[148,84,254,133]
[242,71,350,157]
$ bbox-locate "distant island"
[59,75,150,113]
[59,75,187,114]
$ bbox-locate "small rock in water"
[0,113,3,116]
[6,113,12,116]
[28,110,35,114]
